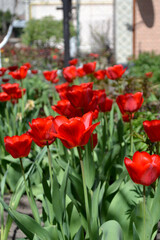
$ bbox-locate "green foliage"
[0,10,12,34]
[21,16,76,47]
[129,52,160,83]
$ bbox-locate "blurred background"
[0,0,158,67]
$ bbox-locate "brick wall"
[135,0,160,56]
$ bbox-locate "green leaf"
[44,225,59,239]
[106,170,127,196]
[130,201,152,240]
[107,180,142,239]
[100,220,123,240]
[133,222,140,240]
[74,227,84,240]
[0,197,52,240]
[150,180,160,228]
[91,183,101,238]
[84,142,95,190]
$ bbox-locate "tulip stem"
[143,185,146,240]
[47,144,54,194]
[77,147,92,240]
[156,142,159,155]
[20,80,24,118]
[130,115,133,156]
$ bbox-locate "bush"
[128,52,160,83]
[21,16,76,48]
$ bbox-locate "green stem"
[20,80,24,118]
[47,144,53,194]
[77,147,92,240]
[130,115,133,156]
[143,185,146,240]
[156,142,159,155]
[19,158,29,197]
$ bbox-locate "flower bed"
[0,55,160,240]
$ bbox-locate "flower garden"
[0,51,160,240]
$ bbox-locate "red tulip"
[89,53,99,58]
[116,92,143,114]
[83,62,96,74]
[31,70,38,74]
[69,58,78,66]
[124,151,160,186]
[29,116,56,147]
[7,65,18,72]
[2,78,10,83]
[0,92,11,102]
[8,66,28,80]
[63,65,77,82]
[53,82,99,118]
[145,72,153,78]
[93,89,113,112]
[12,88,26,99]
[0,67,7,77]
[94,70,106,80]
[1,83,19,95]
[52,112,100,148]
[51,99,81,118]
[23,62,31,69]
[4,133,32,158]
[55,82,69,94]
[77,68,86,78]
[106,64,126,80]
[43,70,58,82]
[122,113,134,122]
[53,55,58,60]
[143,120,160,142]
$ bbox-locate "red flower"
[116,92,143,114]
[63,65,77,82]
[29,116,56,147]
[69,58,78,66]
[145,72,153,78]
[53,55,58,60]
[2,78,10,83]
[106,64,126,80]
[53,82,99,118]
[52,99,81,118]
[23,62,31,69]
[0,67,7,77]
[1,83,19,95]
[143,120,160,142]
[12,88,26,99]
[77,68,86,78]
[83,62,96,74]
[31,70,38,74]
[4,133,32,158]
[9,66,28,80]
[7,65,18,72]
[89,53,99,58]
[94,70,106,80]
[124,151,160,186]
[52,112,100,148]
[122,113,134,122]
[93,89,113,112]
[55,82,69,93]
[43,70,58,83]
[0,92,11,102]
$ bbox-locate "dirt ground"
[1,194,160,240]
[2,195,42,240]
